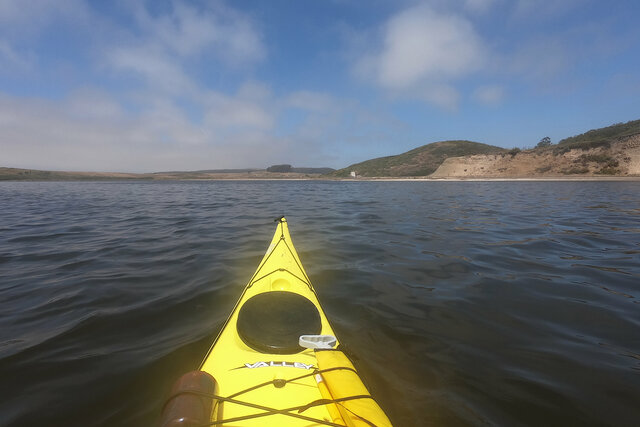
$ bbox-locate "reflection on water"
[0,181,639,426]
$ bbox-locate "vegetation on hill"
[267,165,335,174]
[267,164,293,172]
[555,119,640,152]
[330,140,506,177]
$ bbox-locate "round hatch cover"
[237,291,321,354]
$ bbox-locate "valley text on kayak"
[239,361,316,370]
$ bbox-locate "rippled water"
[1,180,639,426]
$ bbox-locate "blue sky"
[1,0,639,172]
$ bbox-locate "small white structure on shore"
[350,171,357,178]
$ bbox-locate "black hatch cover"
[236,291,322,354]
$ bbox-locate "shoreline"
[2,176,639,182]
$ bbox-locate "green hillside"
[557,119,640,151]
[0,167,147,181]
[330,140,506,177]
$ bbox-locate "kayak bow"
[162,217,392,426]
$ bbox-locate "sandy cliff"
[431,134,640,178]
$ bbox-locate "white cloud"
[0,90,279,172]
[65,87,125,120]
[196,81,275,133]
[202,93,275,132]
[380,5,483,87]
[5,1,521,171]
[235,81,272,103]
[104,2,266,97]
[1,80,401,172]
[128,1,265,64]
[0,84,381,172]
[354,4,485,109]
[107,46,195,95]
[0,1,368,172]
[472,84,505,105]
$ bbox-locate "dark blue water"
[1,181,638,426]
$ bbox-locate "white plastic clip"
[299,335,337,349]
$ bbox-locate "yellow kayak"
[161,217,392,426]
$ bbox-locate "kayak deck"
[193,218,391,426]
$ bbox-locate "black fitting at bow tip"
[274,215,285,223]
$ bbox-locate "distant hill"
[557,119,640,151]
[330,140,506,177]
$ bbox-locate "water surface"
[1,181,638,426]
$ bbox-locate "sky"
[1,0,640,172]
